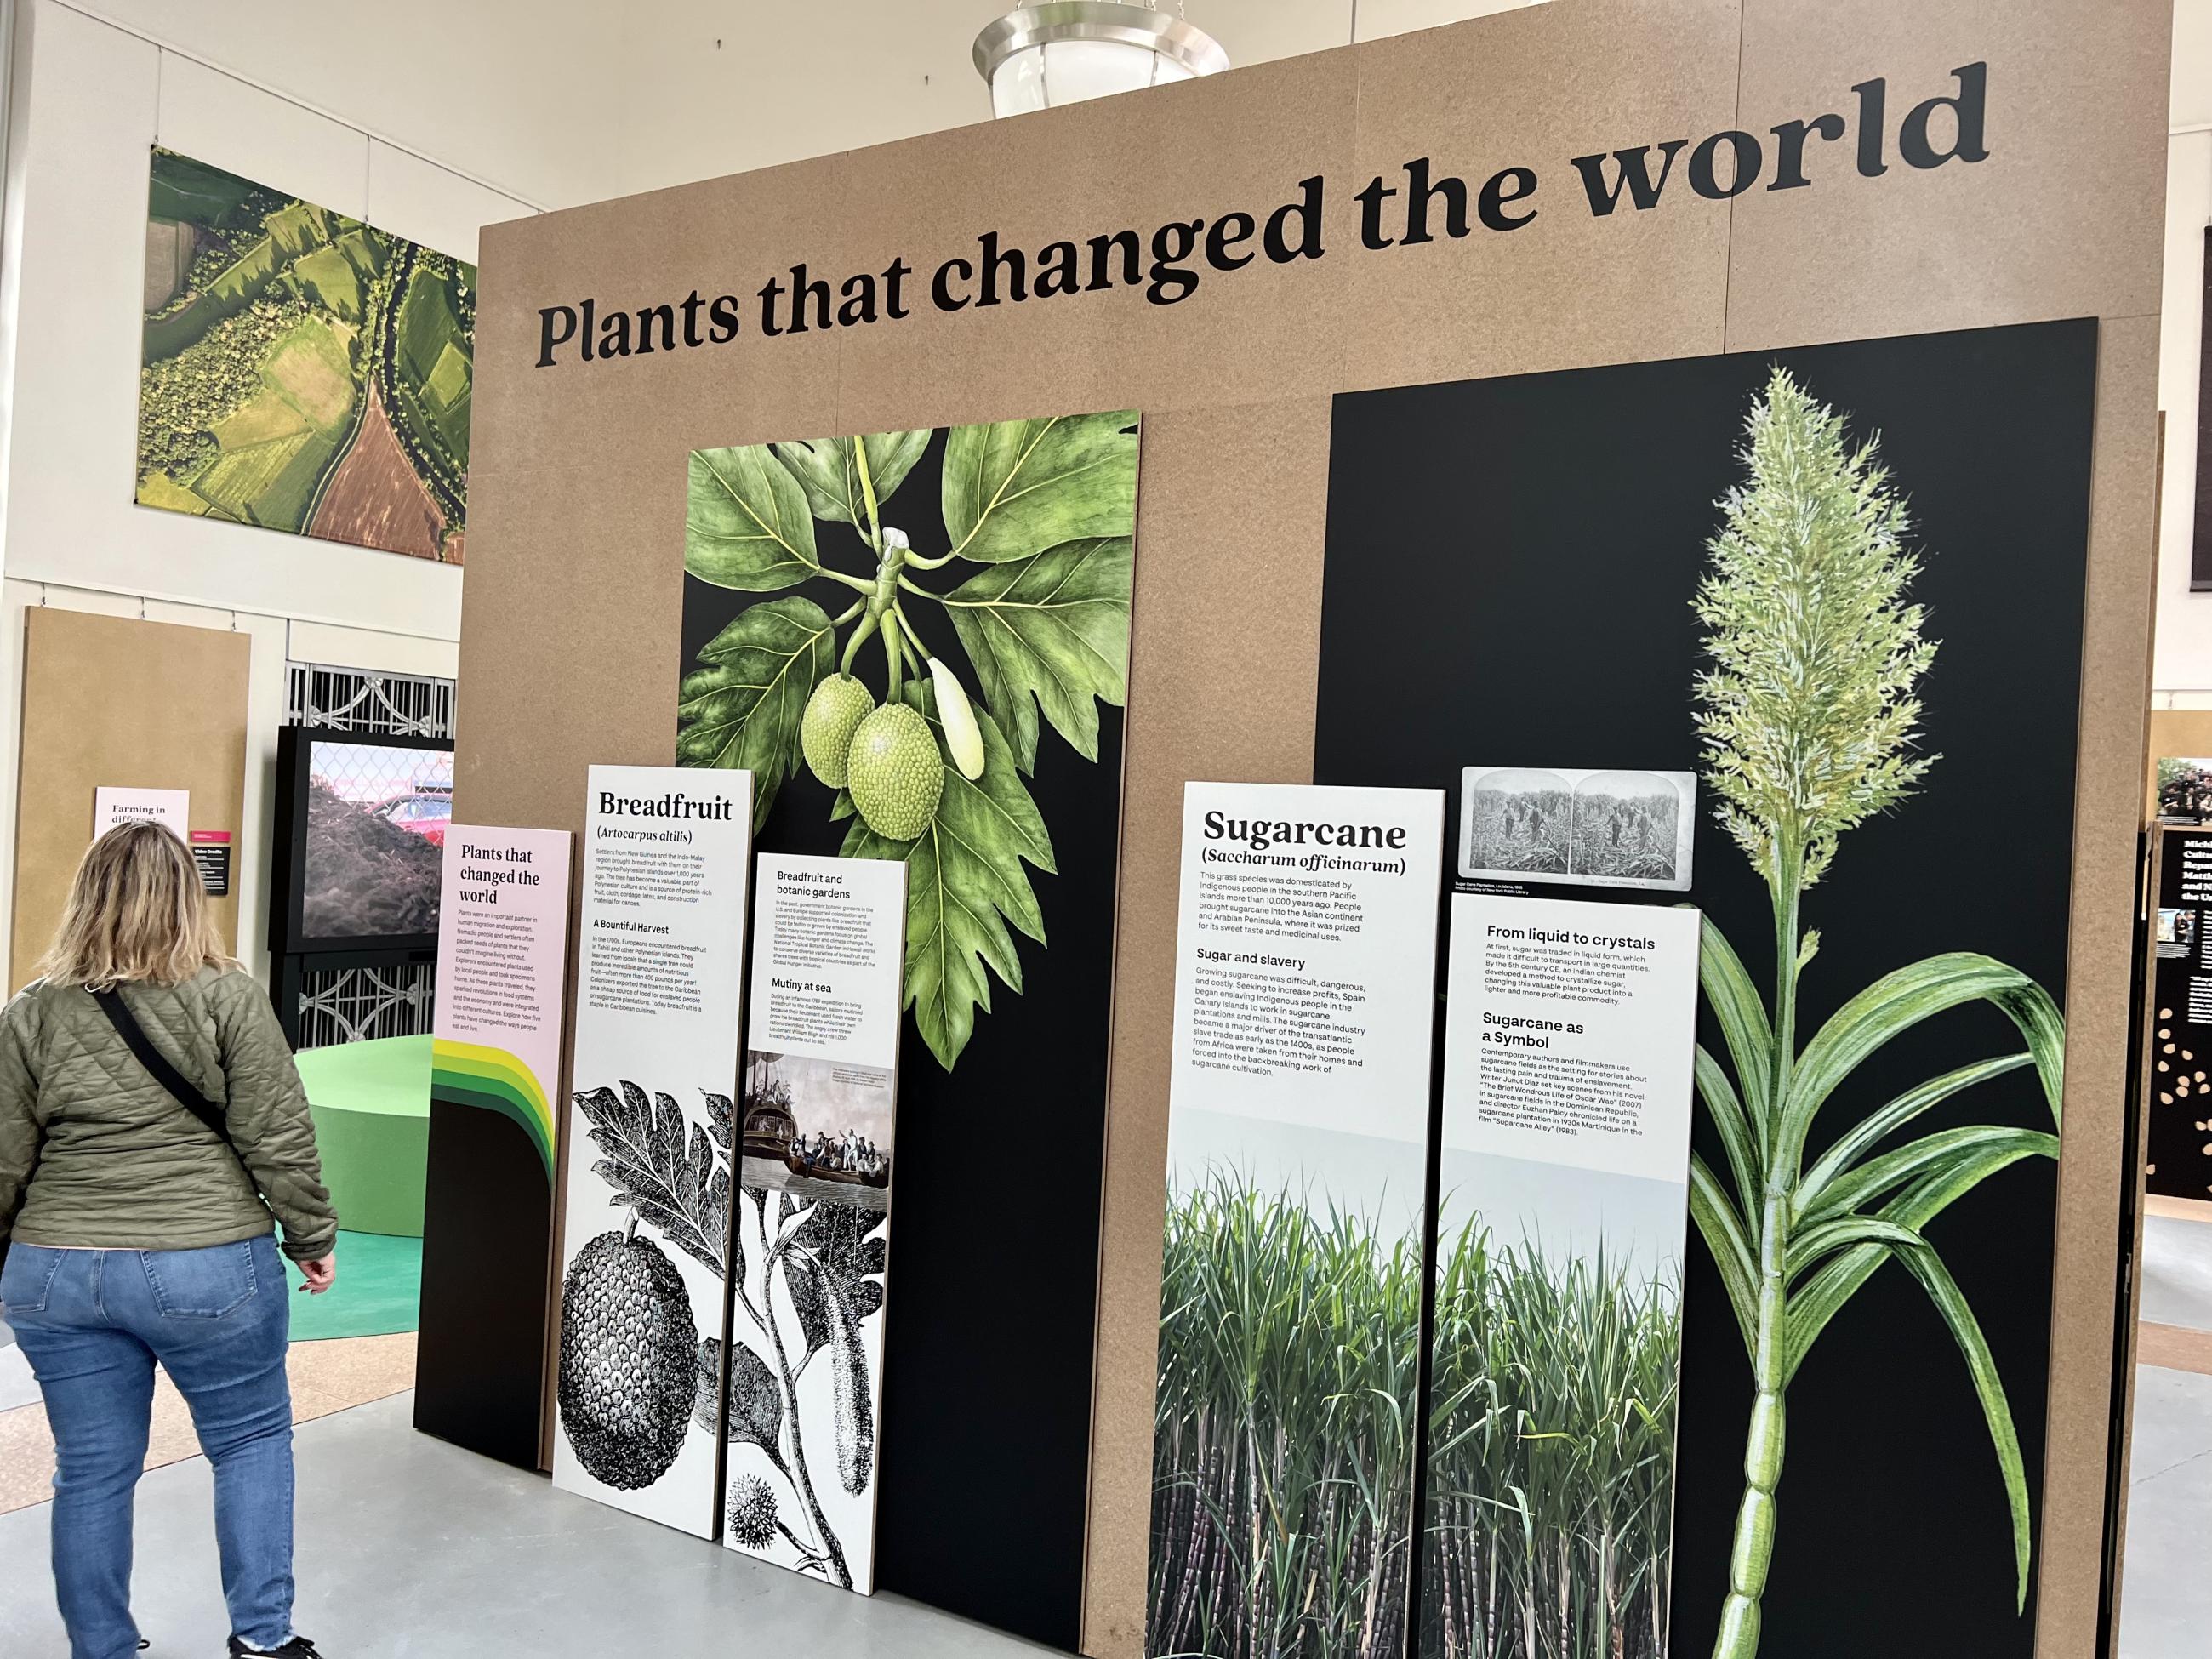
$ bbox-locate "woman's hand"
[297,1254,336,1295]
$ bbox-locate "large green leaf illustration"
[772,430,931,528]
[676,596,835,830]
[943,535,1131,772]
[840,695,1053,1068]
[687,444,819,590]
[941,410,1137,564]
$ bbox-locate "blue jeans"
[1,1235,295,1659]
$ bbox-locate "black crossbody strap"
[89,986,234,1149]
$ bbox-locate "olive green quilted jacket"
[0,967,336,1264]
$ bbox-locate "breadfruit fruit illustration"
[801,673,875,789]
[680,413,1139,1069]
[557,1224,698,1491]
[845,702,944,841]
[562,1081,733,1492]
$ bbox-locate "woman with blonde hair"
[0,820,336,1659]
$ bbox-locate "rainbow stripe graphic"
[430,1039,556,1181]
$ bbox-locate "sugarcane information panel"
[1147,781,1447,1657]
[1428,889,1697,1659]
[1441,892,1701,1181]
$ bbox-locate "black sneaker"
[227,1640,322,1658]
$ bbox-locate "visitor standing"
[0,822,337,1659]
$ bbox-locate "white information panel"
[1429,889,1698,1659]
[94,786,188,837]
[1442,892,1700,1182]
[1150,781,1447,1646]
[1167,781,1448,1199]
[726,854,907,1593]
[552,764,753,1537]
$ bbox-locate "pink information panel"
[430,826,575,1187]
[416,823,576,1468]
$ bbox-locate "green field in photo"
[135,146,476,555]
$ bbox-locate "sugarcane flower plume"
[1692,367,1938,895]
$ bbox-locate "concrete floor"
[2119,1210,2212,1659]
[0,1393,1054,1659]
[2141,1213,2212,1329]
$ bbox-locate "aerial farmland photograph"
[135,146,473,562]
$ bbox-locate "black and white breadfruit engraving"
[695,1334,786,1468]
[557,1225,697,1490]
[561,1080,734,1491]
[725,1183,892,1587]
[727,1473,782,1552]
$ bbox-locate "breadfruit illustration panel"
[676,414,1136,1640]
[1314,322,2095,1659]
[551,766,754,1537]
[722,1060,895,1591]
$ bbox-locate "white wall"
[2153,0,2212,700]
[603,0,1542,197]
[0,0,524,977]
[0,0,539,631]
[54,0,618,210]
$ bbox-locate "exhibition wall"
[449,3,2164,1656]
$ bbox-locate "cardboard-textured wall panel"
[2041,309,2160,1659]
[1084,395,1335,1652]
[1341,0,1740,387]
[457,154,865,835]
[451,1,2169,1650]
[1725,0,2168,351]
[9,608,249,989]
[832,48,1365,431]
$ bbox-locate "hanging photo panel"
[552,765,753,1536]
[1149,781,1446,1659]
[724,854,908,1592]
[137,147,473,562]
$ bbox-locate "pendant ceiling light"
[972,2,1230,119]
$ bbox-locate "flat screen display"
[273,729,452,952]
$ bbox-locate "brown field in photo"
[310,385,447,561]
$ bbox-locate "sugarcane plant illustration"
[557,1080,884,1588]
[1685,370,2065,1658]
[676,413,1138,1069]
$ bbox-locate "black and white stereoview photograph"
[1458,766,1695,892]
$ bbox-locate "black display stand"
[2144,825,2212,1200]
